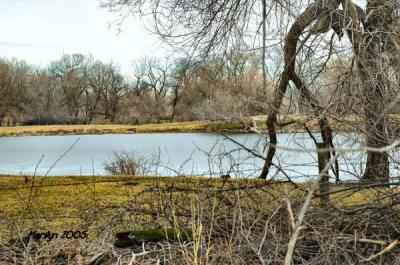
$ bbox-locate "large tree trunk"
[347,0,392,182]
[259,2,339,179]
[357,47,390,182]
[259,4,320,179]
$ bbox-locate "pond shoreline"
[0,115,363,137]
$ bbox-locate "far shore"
[0,114,396,137]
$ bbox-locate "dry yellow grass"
[0,175,380,239]
[2,114,400,136]
[0,175,396,264]
[253,113,400,133]
[0,176,137,235]
[0,121,215,137]
[0,117,325,137]
[0,175,257,237]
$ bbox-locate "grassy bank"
[0,114,374,137]
[0,175,377,236]
[0,175,266,235]
[0,175,398,264]
[0,121,216,137]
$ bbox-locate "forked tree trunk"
[259,4,320,179]
[259,2,339,179]
[261,0,393,184]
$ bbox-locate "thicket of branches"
[1,175,400,264]
[101,0,400,183]
[0,51,277,126]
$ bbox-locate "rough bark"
[341,0,392,182]
[358,44,390,182]
[317,142,330,206]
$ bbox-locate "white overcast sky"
[0,0,167,74]
[0,0,367,75]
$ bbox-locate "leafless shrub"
[104,151,152,176]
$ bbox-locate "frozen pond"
[0,132,398,180]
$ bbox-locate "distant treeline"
[0,52,369,126]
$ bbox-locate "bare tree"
[103,64,125,122]
[0,58,32,126]
[346,0,399,181]
[101,0,400,184]
[49,54,89,119]
[260,0,400,182]
[84,60,104,123]
[133,57,173,123]
[86,61,125,122]
[169,58,190,121]
[24,69,64,124]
